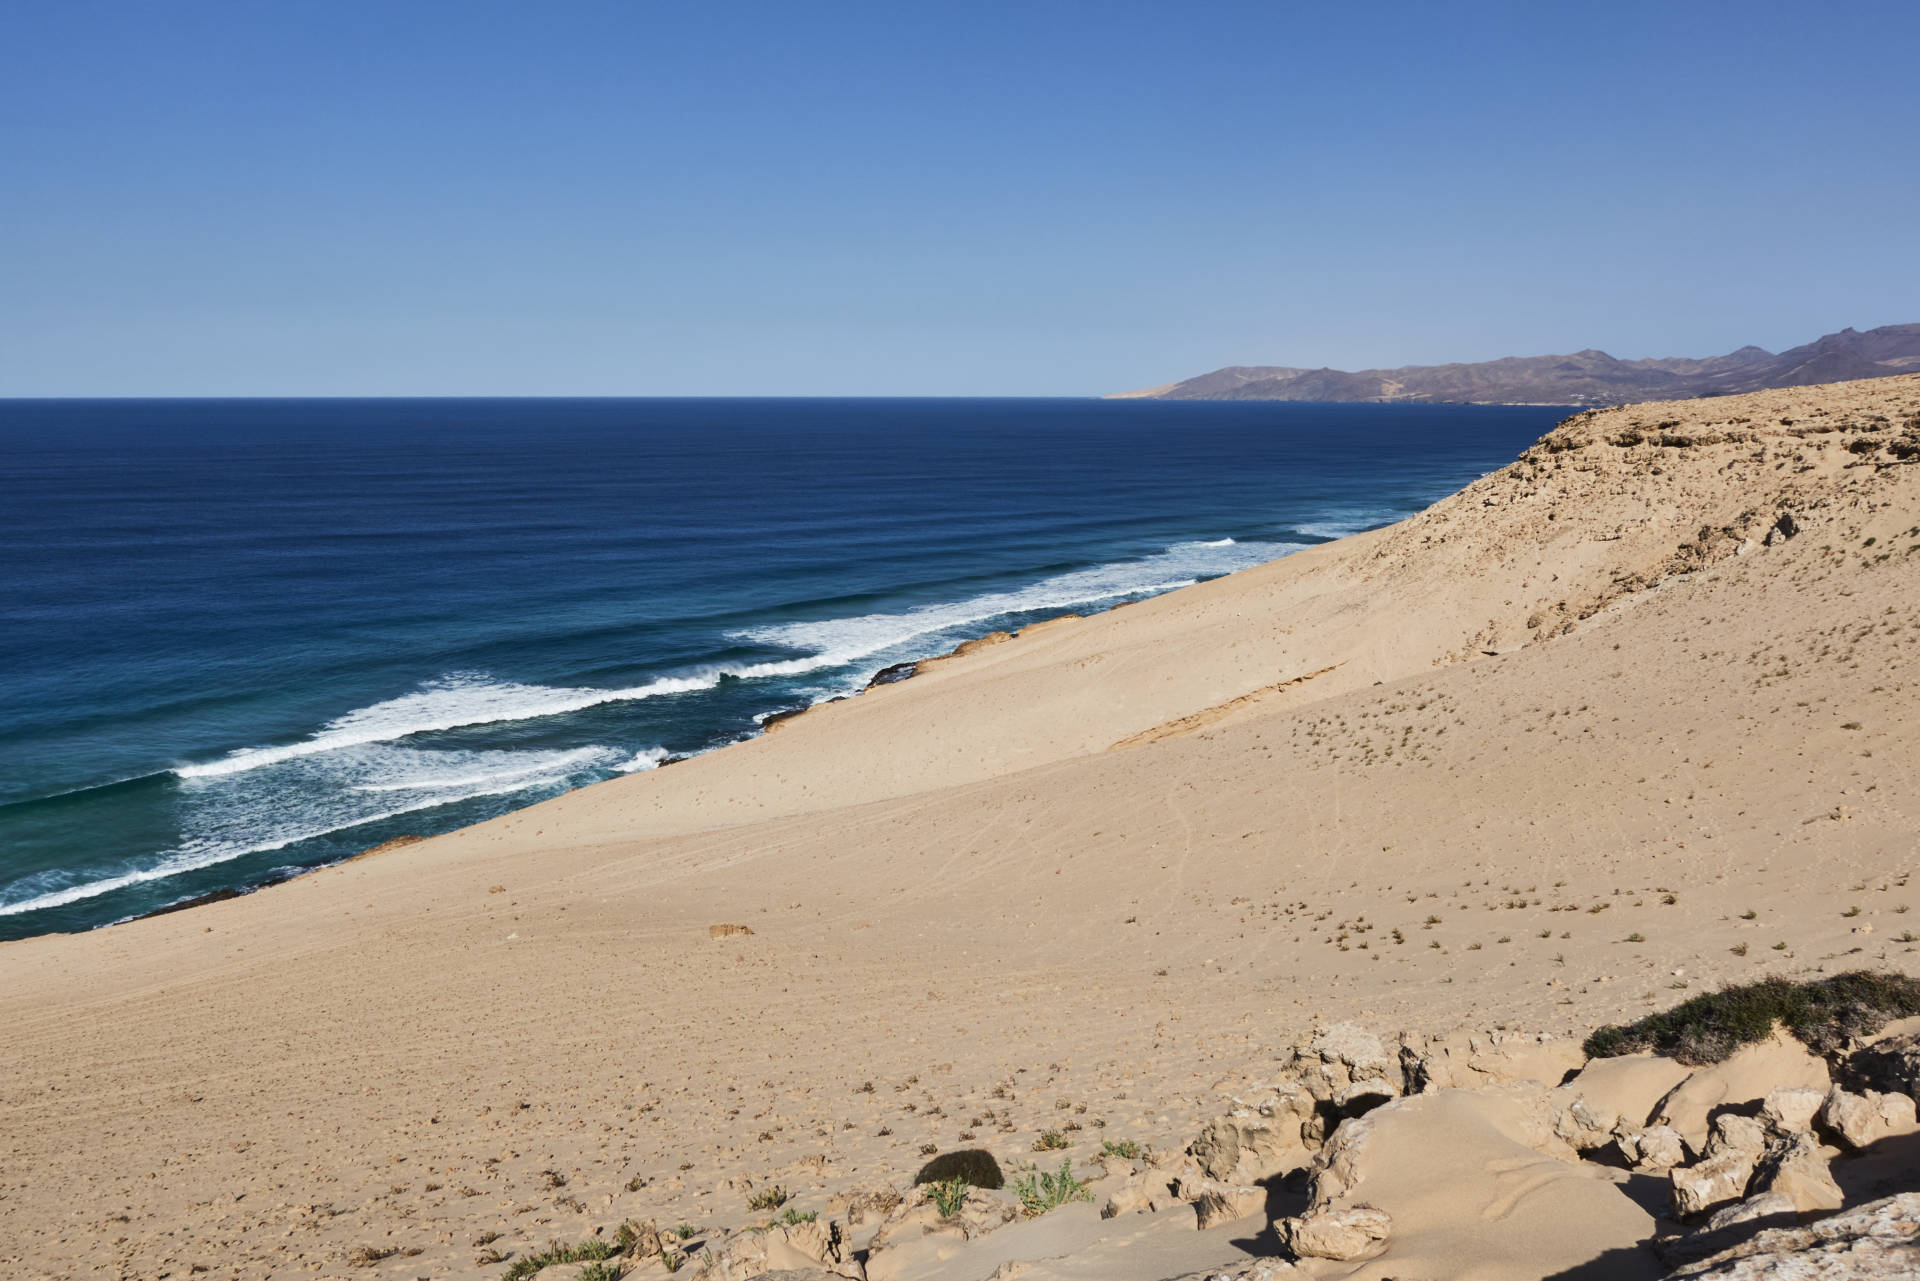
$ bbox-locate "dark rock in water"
[913,1149,1005,1190]
[866,661,917,690]
[760,705,811,731]
[133,888,245,920]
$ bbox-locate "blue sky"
[3,0,1917,395]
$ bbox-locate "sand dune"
[3,374,1918,1280]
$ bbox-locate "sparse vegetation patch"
[1584,971,1920,1064]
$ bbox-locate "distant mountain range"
[1109,323,1920,405]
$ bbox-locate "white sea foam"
[0,742,619,917]
[350,746,613,793]
[732,538,1299,666]
[615,746,671,772]
[14,537,1320,917]
[169,540,1305,787]
[173,673,713,779]
[1292,510,1398,541]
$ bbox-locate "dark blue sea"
[0,398,1568,939]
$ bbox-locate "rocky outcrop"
[1100,1166,1184,1219]
[1285,1023,1402,1116]
[1620,1124,1690,1173]
[1278,1086,1655,1276]
[1746,1132,1843,1214]
[1664,1192,1920,1278]
[1400,1029,1586,1094]
[1842,1032,1920,1099]
[1188,1180,1265,1230]
[1651,1031,1831,1154]
[1671,1114,1769,1220]
[1821,1085,1920,1150]
[695,1219,861,1281]
[1186,1083,1316,1184]
[1278,1204,1392,1261]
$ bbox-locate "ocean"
[0,397,1567,939]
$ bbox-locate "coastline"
[4,374,1919,1280]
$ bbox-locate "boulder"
[1820,1085,1919,1150]
[1669,1116,1770,1220]
[1618,1124,1689,1173]
[1552,1092,1622,1152]
[1757,1086,1825,1136]
[1651,1030,1830,1154]
[1279,1204,1392,1261]
[1701,1191,1796,1234]
[1101,1168,1181,1219]
[1187,1084,1316,1183]
[1671,1151,1762,1221]
[1190,1180,1266,1230]
[1664,1191,1920,1278]
[1746,1133,1842,1215]
[1286,1024,1402,1110]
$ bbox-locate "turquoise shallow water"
[0,396,1567,937]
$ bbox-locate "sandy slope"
[3,375,1919,1281]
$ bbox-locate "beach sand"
[4,374,1919,1280]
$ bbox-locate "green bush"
[1012,1159,1092,1216]
[912,1149,1005,1190]
[1584,971,1920,1064]
[927,1176,971,1217]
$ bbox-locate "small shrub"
[1740,909,1758,920]
[673,1224,697,1240]
[1731,943,1749,956]
[1099,1139,1143,1161]
[1032,1130,1071,1152]
[1625,933,1645,943]
[746,1186,789,1211]
[913,1149,1004,1190]
[578,1263,625,1281]
[777,1207,817,1226]
[1584,972,1920,1064]
[1012,1159,1092,1216]
[928,1176,971,1217]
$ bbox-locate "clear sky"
[4,0,1917,396]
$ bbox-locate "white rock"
[1279,1204,1392,1261]
[1820,1084,1919,1150]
